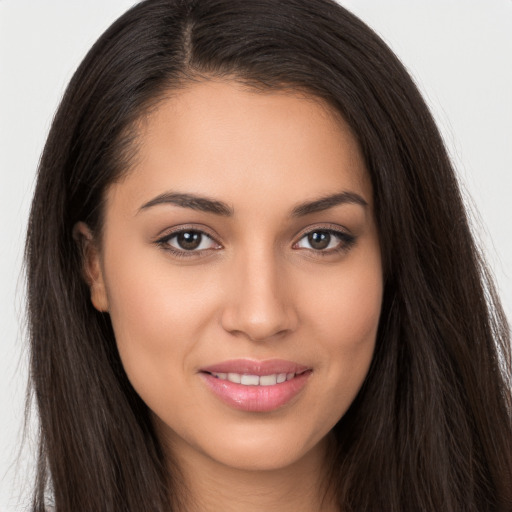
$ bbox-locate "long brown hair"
[25,0,512,510]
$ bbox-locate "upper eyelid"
[155,224,221,243]
[292,223,353,240]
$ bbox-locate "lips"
[200,359,312,412]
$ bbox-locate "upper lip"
[200,358,310,376]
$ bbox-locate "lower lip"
[201,371,311,412]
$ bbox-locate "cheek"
[307,244,382,350]
[302,250,382,413]
[102,246,220,403]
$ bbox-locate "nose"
[220,249,298,342]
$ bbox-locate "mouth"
[199,359,312,412]
[204,370,306,386]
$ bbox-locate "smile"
[200,359,312,412]
[208,372,297,386]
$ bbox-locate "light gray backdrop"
[1,1,511,510]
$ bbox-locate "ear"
[73,222,109,312]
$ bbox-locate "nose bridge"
[221,244,296,341]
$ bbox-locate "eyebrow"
[291,191,368,217]
[138,190,367,217]
[139,192,233,216]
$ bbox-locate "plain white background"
[1,1,511,510]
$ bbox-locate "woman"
[25,0,512,510]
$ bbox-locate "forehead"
[108,79,371,215]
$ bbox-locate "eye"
[294,229,355,253]
[157,229,220,253]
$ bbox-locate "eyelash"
[292,227,356,256]
[155,225,356,258]
[155,226,221,259]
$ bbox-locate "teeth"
[211,372,296,386]
[227,373,241,383]
[240,374,259,386]
[259,374,277,386]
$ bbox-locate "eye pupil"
[177,231,202,250]
[308,231,330,250]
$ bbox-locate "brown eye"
[307,231,331,250]
[161,230,219,252]
[295,228,356,253]
[176,231,203,250]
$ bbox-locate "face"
[82,80,382,473]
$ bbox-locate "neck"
[163,433,338,512]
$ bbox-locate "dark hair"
[25,0,512,510]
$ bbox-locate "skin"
[79,80,383,512]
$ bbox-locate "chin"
[175,417,332,474]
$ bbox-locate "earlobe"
[72,222,109,312]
